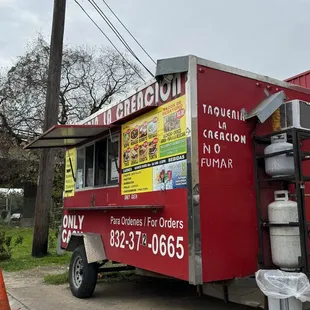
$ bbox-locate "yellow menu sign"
[64,148,77,197]
[121,95,187,195]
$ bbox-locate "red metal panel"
[197,66,310,282]
[62,73,189,281]
[62,188,189,280]
[285,70,310,88]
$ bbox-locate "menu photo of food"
[139,122,148,142]
[148,137,158,160]
[139,141,148,162]
[123,129,131,147]
[147,117,158,138]
[130,144,139,165]
[164,112,181,133]
[123,147,131,166]
[130,126,139,145]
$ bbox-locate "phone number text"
[109,230,184,259]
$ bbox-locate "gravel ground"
[4,266,254,310]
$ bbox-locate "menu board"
[121,95,187,195]
[64,147,77,197]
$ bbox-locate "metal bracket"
[108,128,120,174]
[66,233,107,264]
[91,193,95,207]
[264,88,270,98]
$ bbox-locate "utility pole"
[32,0,67,257]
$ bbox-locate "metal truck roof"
[285,70,310,88]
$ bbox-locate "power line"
[89,0,136,58]
[74,0,146,82]
[101,0,156,65]
[75,0,146,82]
[88,0,140,66]
[89,0,154,78]
[88,0,154,77]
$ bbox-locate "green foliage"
[48,232,56,249]
[50,157,65,230]
[0,229,23,261]
[15,235,24,245]
[0,211,7,220]
[0,226,70,271]
[44,272,69,285]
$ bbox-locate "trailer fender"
[66,233,107,264]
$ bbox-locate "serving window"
[76,134,120,190]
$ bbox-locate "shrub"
[49,234,56,249]
[0,230,23,261]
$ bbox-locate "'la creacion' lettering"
[203,130,247,144]
[83,73,182,125]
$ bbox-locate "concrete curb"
[8,292,30,310]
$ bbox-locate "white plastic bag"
[255,270,310,303]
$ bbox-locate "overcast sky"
[0,0,309,81]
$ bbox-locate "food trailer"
[25,55,310,308]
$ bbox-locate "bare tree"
[0,34,145,227]
[0,34,143,138]
[0,130,39,187]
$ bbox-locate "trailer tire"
[69,245,98,299]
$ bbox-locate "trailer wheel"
[69,245,98,299]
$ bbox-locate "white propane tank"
[264,133,294,177]
[268,190,301,271]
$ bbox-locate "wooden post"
[32,0,66,257]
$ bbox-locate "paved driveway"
[4,266,254,310]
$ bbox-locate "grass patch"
[0,225,71,272]
[44,271,69,285]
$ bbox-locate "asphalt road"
[4,266,254,310]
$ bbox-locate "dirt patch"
[4,265,68,289]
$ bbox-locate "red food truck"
[25,55,310,308]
